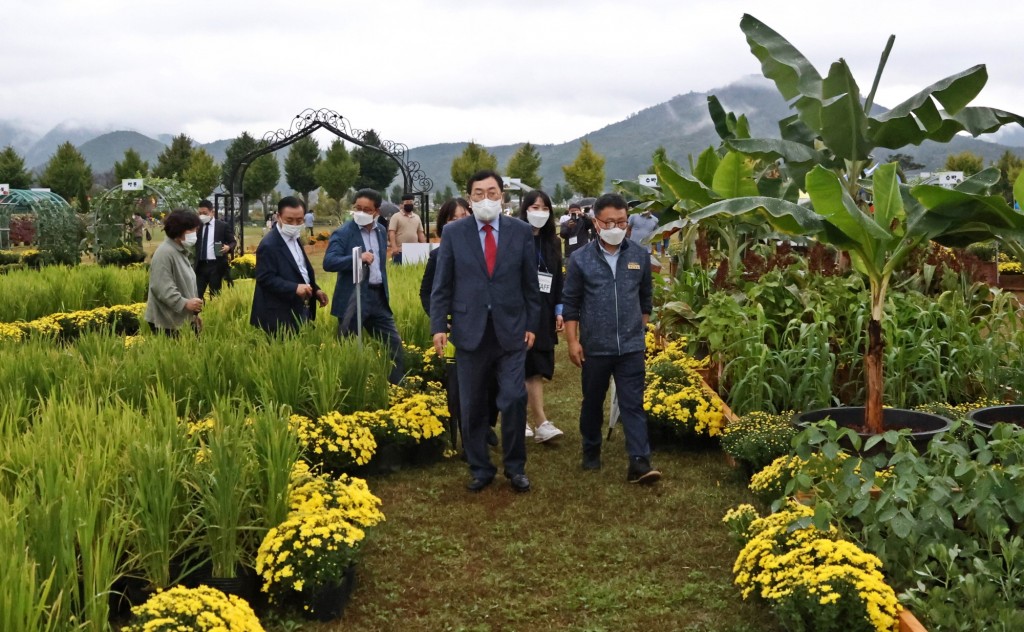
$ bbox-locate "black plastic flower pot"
[794,407,950,456]
[966,405,1024,432]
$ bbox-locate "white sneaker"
[533,420,564,443]
[525,424,535,439]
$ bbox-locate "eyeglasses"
[469,191,503,202]
[595,219,628,229]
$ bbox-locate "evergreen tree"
[943,150,984,177]
[450,142,498,194]
[506,142,543,189]
[389,184,404,204]
[183,148,221,197]
[246,153,281,215]
[113,148,149,180]
[152,133,195,179]
[562,139,605,197]
[314,140,360,213]
[352,130,399,192]
[0,146,32,189]
[647,146,679,174]
[883,152,924,173]
[40,141,93,201]
[552,183,567,205]
[284,136,321,203]
[221,132,260,191]
[435,184,455,205]
[993,150,1024,205]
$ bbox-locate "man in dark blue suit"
[323,188,404,384]
[431,170,541,493]
[250,196,328,334]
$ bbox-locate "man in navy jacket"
[323,188,404,384]
[250,197,328,334]
[430,170,541,493]
[563,193,661,485]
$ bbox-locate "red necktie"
[483,224,496,277]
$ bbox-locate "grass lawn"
[292,338,779,632]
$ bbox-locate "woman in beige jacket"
[145,209,204,336]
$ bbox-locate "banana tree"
[691,164,1024,433]
[679,14,1024,434]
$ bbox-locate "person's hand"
[433,332,447,357]
[220,244,230,254]
[524,331,536,350]
[555,315,564,332]
[361,252,374,264]
[295,284,313,299]
[315,290,329,307]
[185,298,204,314]
[568,340,585,368]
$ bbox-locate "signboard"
[30,187,50,193]
[935,171,963,189]
[0,183,8,196]
[351,246,364,284]
[122,178,144,191]
[401,242,438,265]
[638,174,659,187]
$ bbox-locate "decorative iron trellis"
[228,108,433,250]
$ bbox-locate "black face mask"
[403,204,414,213]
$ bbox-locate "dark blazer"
[250,227,321,334]
[323,220,391,321]
[419,248,438,315]
[430,215,541,352]
[531,235,563,351]
[194,219,237,264]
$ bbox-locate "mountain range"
[3,77,1022,194]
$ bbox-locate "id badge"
[568,236,578,246]
[538,272,553,294]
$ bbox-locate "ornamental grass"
[125,585,265,632]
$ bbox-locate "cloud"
[4,0,1022,147]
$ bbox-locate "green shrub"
[721,411,796,472]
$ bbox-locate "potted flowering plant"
[255,509,366,620]
[288,411,377,473]
[124,585,264,632]
[642,338,727,442]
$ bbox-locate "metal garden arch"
[227,108,433,250]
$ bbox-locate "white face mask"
[279,224,303,240]
[352,211,374,227]
[183,231,198,247]
[199,214,213,224]
[599,227,626,246]
[472,198,502,222]
[526,210,550,228]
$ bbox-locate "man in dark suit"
[323,188,404,384]
[431,170,541,493]
[195,200,237,299]
[250,196,328,334]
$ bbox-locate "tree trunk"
[864,317,884,434]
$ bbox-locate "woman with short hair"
[145,209,203,336]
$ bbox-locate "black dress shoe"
[466,477,494,492]
[508,473,531,493]
[582,448,602,470]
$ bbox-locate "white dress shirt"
[277,225,310,284]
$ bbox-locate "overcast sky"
[3,0,1021,148]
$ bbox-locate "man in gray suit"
[431,170,541,493]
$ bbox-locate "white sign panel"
[0,183,8,196]
[122,178,144,191]
[401,242,437,265]
[935,171,963,189]
[638,174,659,187]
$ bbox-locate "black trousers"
[196,259,228,299]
